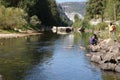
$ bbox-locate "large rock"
[116,56,120,63]
[89,45,100,52]
[104,39,114,46]
[102,53,114,61]
[109,45,120,54]
[91,53,102,63]
[98,39,114,50]
[89,38,120,73]
[115,64,120,73]
[100,63,116,71]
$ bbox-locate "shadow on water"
[0,31,119,80]
[0,32,59,80]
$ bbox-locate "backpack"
[112,25,116,31]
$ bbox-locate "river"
[0,32,120,80]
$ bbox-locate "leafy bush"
[82,20,91,29]
[0,5,27,30]
[30,15,41,26]
[72,14,82,28]
[95,22,108,31]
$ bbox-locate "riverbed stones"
[89,38,120,73]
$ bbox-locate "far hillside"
[60,2,86,16]
[59,2,86,22]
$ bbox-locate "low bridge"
[52,26,74,34]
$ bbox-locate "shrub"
[95,22,108,31]
[30,15,41,26]
[72,14,82,28]
[0,5,27,30]
[82,20,91,29]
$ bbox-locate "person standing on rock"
[108,22,116,40]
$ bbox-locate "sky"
[56,0,87,3]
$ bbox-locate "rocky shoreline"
[87,39,120,73]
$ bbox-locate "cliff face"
[57,4,73,26]
[58,2,86,22]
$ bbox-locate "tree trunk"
[114,3,117,21]
[101,11,104,22]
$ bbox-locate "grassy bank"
[83,20,120,41]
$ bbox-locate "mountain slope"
[57,4,73,26]
[58,2,86,22]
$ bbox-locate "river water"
[0,32,120,80]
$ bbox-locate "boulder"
[115,64,120,73]
[89,45,99,52]
[116,56,120,63]
[102,53,114,61]
[104,39,114,46]
[109,45,120,54]
[100,63,116,71]
[104,59,117,64]
[89,38,120,73]
[91,53,102,63]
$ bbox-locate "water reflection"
[102,71,120,80]
[0,33,58,80]
[25,33,102,80]
[0,32,119,80]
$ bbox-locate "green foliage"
[99,30,109,39]
[0,0,65,27]
[30,15,41,26]
[82,20,91,29]
[85,0,106,20]
[73,14,82,28]
[0,6,27,30]
[28,0,65,26]
[104,0,120,21]
[0,0,37,10]
[95,22,108,30]
[97,24,120,40]
[104,0,113,20]
[85,0,120,21]
[115,25,120,41]
[60,15,73,26]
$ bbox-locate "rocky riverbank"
[87,39,120,73]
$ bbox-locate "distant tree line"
[85,0,120,21]
[0,0,70,30]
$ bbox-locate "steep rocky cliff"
[58,2,86,22]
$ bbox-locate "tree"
[85,0,106,21]
[73,14,82,28]
[0,0,70,26]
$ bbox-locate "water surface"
[0,32,119,80]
